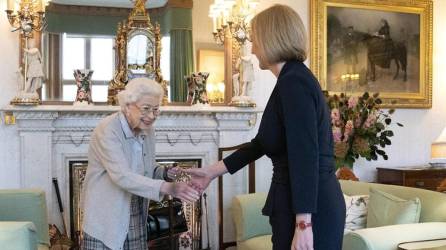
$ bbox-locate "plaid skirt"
[82,195,148,250]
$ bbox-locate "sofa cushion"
[366,188,421,228]
[344,194,369,231]
[0,221,38,250]
[237,235,272,250]
[340,180,446,223]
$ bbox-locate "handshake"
[160,165,215,203]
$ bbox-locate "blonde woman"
[81,78,199,250]
[187,5,345,250]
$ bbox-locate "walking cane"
[52,178,73,249]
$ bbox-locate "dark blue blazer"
[223,60,345,249]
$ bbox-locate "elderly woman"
[187,5,345,250]
[81,78,199,250]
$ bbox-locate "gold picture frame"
[310,0,433,108]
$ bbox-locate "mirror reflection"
[41,0,196,104]
[127,34,155,77]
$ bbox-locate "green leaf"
[376,123,385,130]
[375,98,382,104]
[376,149,385,156]
[373,93,380,98]
[388,109,395,114]
[382,131,394,137]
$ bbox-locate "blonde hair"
[250,4,307,64]
[117,78,163,109]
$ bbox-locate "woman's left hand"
[291,226,313,250]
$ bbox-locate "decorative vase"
[335,166,359,181]
[73,69,94,105]
[185,72,209,105]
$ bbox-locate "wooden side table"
[376,166,446,191]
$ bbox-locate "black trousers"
[264,174,346,250]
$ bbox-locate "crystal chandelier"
[209,0,259,45]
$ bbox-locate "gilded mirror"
[108,0,167,105]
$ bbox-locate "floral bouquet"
[325,92,403,169]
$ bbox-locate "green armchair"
[0,189,50,250]
[231,192,272,250]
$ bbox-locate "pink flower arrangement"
[325,92,403,169]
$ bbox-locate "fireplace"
[2,105,259,249]
[68,159,204,250]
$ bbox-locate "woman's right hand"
[184,168,213,194]
[160,182,200,203]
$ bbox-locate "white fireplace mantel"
[1,104,261,249]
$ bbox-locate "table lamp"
[430,127,446,167]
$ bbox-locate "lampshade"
[431,127,446,166]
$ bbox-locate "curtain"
[170,29,194,102]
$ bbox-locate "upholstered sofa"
[231,180,446,250]
[0,189,50,250]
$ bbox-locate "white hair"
[117,78,164,109]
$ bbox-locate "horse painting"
[360,33,407,82]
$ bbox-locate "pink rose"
[333,127,342,142]
[348,96,358,108]
[331,109,340,124]
[343,120,354,142]
[363,112,377,128]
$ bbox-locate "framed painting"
[310,0,433,108]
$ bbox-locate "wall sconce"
[6,0,49,35]
[209,0,259,45]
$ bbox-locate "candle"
[217,16,222,30]
[212,16,217,33]
[7,0,15,11]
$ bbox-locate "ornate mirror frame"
[108,0,167,105]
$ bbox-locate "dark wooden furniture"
[377,166,446,191]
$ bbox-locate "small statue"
[238,43,255,96]
[230,42,256,107]
[10,38,45,105]
[73,69,94,105]
[24,47,44,94]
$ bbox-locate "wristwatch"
[296,221,312,230]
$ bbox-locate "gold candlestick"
[6,0,47,106]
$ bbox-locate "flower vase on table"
[326,92,403,180]
[73,69,94,105]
